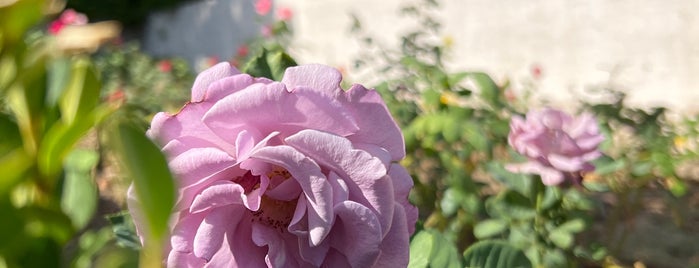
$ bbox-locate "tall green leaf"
[59,58,101,125]
[111,121,174,243]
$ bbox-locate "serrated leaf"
[474,219,507,239]
[463,240,531,268]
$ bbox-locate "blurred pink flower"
[59,9,88,25]
[255,0,272,16]
[128,63,417,267]
[48,9,88,35]
[236,45,249,57]
[276,7,293,21]
[158,60,173,73]
[261,24,273,37]
[531,64,543,79]
[506,108,604,185]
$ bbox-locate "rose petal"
[189,181,248,214]
[285,129,394,236]
[281,64,343,96]
[203,83,359,140]
[329,201,382,267]
[388,164,417,234]
[191,62,241,102]
[343,84,406,160]
[168,147,236,186]
[374,203,410,267]
[193,206,242,261]
[167,250,206,268]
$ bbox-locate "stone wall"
[144,0,699,113]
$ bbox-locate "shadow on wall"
[144,0,263,67]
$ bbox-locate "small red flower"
[237,45,249,57]
[159,60,173,73]
[531,64,543,79]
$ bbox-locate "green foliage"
[242,47,298,81]
[409,229,462,268]
[463,240,531,268]
[93,42,193,115]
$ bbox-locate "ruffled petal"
[203,83,358,141]
[285,130,394,236]
[388,164,417,234]
[191,62,241,102]
[329,201,382,267]
[250,145,334,246]
[374,204,410,267]
[343,84,406,160]
[281,64,343,96]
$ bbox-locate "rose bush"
[128,63,417,267]
[506,108,604,185]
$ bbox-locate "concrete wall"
[144,0,699,113]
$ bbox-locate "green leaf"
[267,50,297,81]
[242,48,297,81]
[107,212,142,250]
[0,148,32,196]
[38,104,113,178]
[466,72,499,107]
[46,57,72,108]
[61,149,99,229]
[591,156,625,175]
[59,58,101,125]
[463,240,531,268]
[548,229,573,249]
[486,190,536,220]
[461,120,489,151]
[486,162,532,198]
[111,121,175,243]
[408,229,462,268]
[556,218,586,234]
[441,188,465,216]
[474,219,507,239]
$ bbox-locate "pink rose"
[506,108,604,185]
[48,9,88,35]
[128,63,417,267]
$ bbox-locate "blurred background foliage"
[1,0,698,267]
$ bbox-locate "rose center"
[252,195,298,232]
[233,171,260,193]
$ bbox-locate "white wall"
[145,0,699,113]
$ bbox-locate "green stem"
[533,182,546,267]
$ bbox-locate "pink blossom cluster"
[48,9,88,35]
[507,108,604,186]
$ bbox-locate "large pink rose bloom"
[128,63,417,267]
[506,108,604,186]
